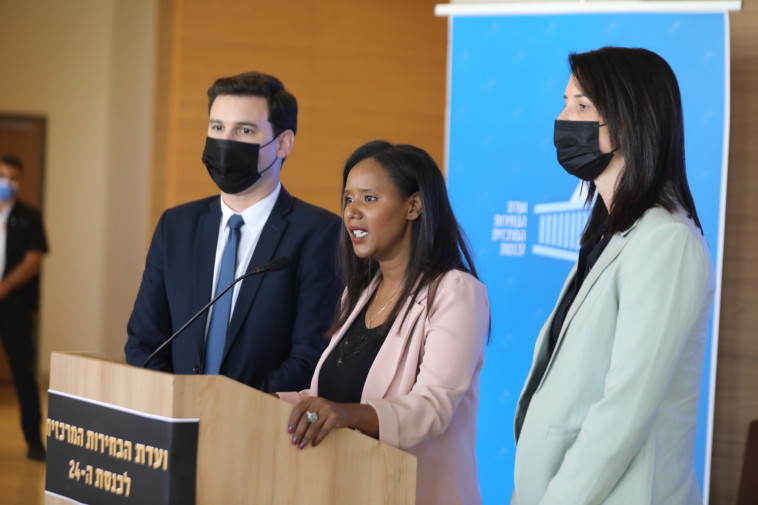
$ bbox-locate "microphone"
[141,256,291,368]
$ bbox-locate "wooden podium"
[45,352,416,505]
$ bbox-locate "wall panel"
[712,4,758,504]
[153,0,447,221]
[0,0,156,377]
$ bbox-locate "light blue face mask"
[0,178,18,202]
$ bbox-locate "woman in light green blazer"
[512,47,715,505]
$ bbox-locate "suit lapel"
[536,223,639,391]
[514,266,575,439]
[361,288,427,401]
[222,189,293,357]
[193,199,222,362]
[515,222,641,439]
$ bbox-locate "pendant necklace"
[366,292,400,328]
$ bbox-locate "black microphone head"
[266,256,290,272]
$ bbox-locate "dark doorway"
[0,115,46,381]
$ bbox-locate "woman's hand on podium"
[288,396,379,449]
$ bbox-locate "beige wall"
[0,0,156,369]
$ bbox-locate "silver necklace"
[366,292,399,328]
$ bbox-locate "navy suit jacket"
[125,187,342,393]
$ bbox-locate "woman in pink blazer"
[278,141,490,505]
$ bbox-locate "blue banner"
[446,12,728,503]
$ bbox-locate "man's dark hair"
[207,71,298,137]
[0,154,23,172]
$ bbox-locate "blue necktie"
[204,214,245,374]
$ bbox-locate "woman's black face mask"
[553,120,615,181]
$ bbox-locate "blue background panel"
[447,13,726,504]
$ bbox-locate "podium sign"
[45,391,199,504]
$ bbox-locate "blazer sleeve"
[258,217,342,392]
[124,211,173,371]
[539,221,713,505]
[366,272,489,449]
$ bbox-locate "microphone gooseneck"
[141,256,290,368]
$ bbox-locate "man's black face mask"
[202,136,279,194]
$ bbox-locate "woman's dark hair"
[569,46,702,243]
[328,140,479,336]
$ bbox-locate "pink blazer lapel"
[361,288,428,401]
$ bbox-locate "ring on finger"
[306,410,318,423]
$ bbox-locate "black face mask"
[201,136,279,194]
[554,120,614,181]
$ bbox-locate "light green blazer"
[512,206,715,505]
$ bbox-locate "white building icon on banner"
[532,182,591,262]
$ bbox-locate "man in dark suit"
[0,154,48,461]
[125,72,342,393]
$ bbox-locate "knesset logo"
[533,182,591,262]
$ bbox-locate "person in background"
[0,154,48,461]
[511,47,715,505]
[278,141,490,505]
[125,72,341,393]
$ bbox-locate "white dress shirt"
[207,184,281,328]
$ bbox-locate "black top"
[318,303,389,404]
[548,228,612,356]
[3,200,49,309]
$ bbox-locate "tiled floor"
[0,381,46,505]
